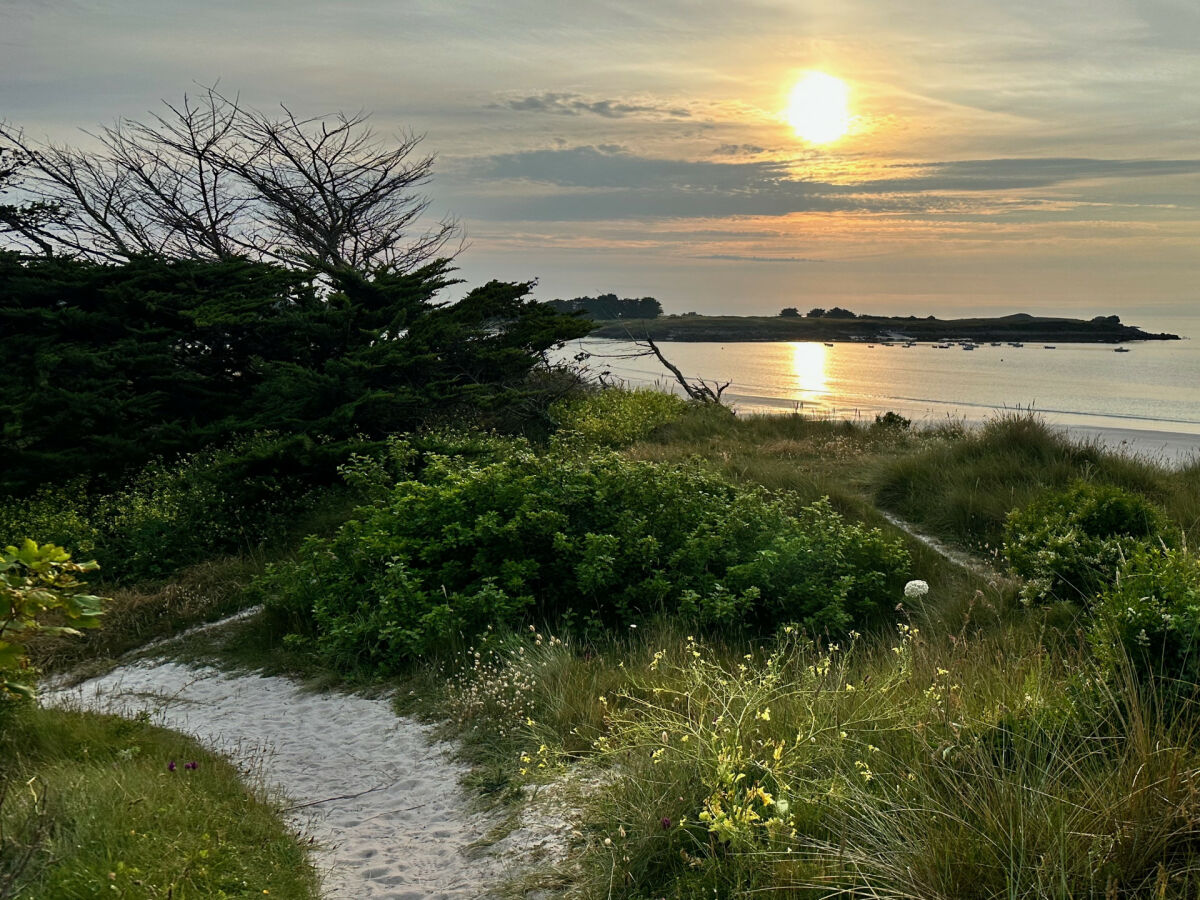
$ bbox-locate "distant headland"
[587,311,1181,343]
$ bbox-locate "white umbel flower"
[904,579,930,598]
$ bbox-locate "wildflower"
[756,708,771,721]
[661,816,672,829]
[603,837,613,847]
[168,760,177,772]
[185,761,198,770]
[904,580,930,599]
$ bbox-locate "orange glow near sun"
[786,72,850,144]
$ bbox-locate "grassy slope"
[376,405,1200,898]
[25,399,1200,899]
[871,413,1200,552]
[1,705,318,899]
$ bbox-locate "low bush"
[0,433,344,583]
[1003,481,1172,604]
[550,387,690,447]
[1090,545,1200,693]
[258,433,909,672]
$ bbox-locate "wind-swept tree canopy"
[0,253,590,494]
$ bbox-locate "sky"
[4,0,1200,330]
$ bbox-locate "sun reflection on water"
[790,342,829,403]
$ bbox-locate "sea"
[557,336,1200,465]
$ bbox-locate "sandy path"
[47,660,510,899]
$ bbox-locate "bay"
[559,338,1200,464]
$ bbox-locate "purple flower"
[184,761,198,770]
[168,760,176,772]
[660,817,672,830]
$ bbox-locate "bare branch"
[0,88,461,274]
[623,331,730,404]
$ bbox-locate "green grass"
[872,412,1200,552]
[1,704,318,899]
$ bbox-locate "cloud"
[692,254,824,263]
[477,145,789,190]
[869,158,1200,193]
[714,143,768,156]
[459,145,1200,220]
[498,92,691,119]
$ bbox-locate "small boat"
[1114,347,1131,353]
[1044,345,1056,349]
[824,342,834,347]
[1008,342,1023,348]
[989,342,1001,347]
[962,344,976,351]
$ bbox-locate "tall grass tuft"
[873,412,1200,552]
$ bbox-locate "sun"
[785,72,850,144]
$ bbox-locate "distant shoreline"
[588,312,1182,343]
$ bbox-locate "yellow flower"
[756,708,771,721]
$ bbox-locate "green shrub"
[873,410,911,430]
[1,433,343,583]
[550,388,690,447]
[1090,545,1200,692]
[1003,481,1172,604]
[258,433,909,672]
[0,540,104,705]
[871,412,1184,552]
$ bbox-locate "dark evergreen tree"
[0,253,590,494]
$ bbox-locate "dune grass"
[872,413,1200,552]
[391,611,1200,899]
[0,704,318,899]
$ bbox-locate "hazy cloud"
[498,92,691,119]
[714,143,768,156]
[693,254,824,263]
[462,146,1200,220]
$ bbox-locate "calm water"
[560,338,1200,462]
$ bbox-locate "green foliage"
[0,540,103,701]
[0,434,344,583]
[872,412,1192,552]
[1090,545,1200,692]
[550,388,690,447]
[1003,481,1172,604]
[0,706,317,898]
[873,410,911,430]
[0,253,591,494]
[258,434,909,672]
